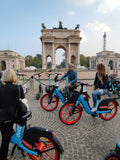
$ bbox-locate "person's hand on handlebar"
[67,83,71,86]
[58,78,61,81]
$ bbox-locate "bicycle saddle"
[20,111,32,121]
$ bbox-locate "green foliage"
[80,54,90,67]
[25,54,42,68]
[47,62,52,68]
[56,59,65,69]
[25,55,33,67]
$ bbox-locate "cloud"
[85,21,111,33]
[97,0,120,14]
[67,11,75,16]
[66,0,97,6]
[80,31,88,43]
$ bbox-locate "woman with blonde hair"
[0,69,25,160]
[91,63,108,112]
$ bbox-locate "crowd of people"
[0,63,108,160]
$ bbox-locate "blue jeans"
[92,89,108,107]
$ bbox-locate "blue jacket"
[61,70,77,84]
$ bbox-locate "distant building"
[90,32,120,71]
[0,50,25,71]
[90,50,120,70]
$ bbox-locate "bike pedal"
[91,114,97,117]
[7,155,12,159]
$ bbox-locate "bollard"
[29,78,36,90]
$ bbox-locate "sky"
[0,0,120,65]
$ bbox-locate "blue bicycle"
[40,73,67,111]
[40,74,88,112]
[59,82,119,125]
[8,111,64,160]
[108,75,120,97]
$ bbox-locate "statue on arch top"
[59,21,63,29]
[75,24,80,30]
[41,23,46,29]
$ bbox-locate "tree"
[36,54,42,60]
[80,54,90,67]
[60,59,65,68]
[32,56,42,68]
[25,54,42,68]
[47,62,52,68]
[25,55,33,67]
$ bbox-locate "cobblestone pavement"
[6,81,120,160]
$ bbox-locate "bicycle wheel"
[40,94,58,111]
[59,103,82,125]
[108,87,115,97]
[23,136,60,160]
[117,87,120,97]
[105,152,119,160]
[99,101,117,120]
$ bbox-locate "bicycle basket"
[45,85,55,94]
[68,91,79,102]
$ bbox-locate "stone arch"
[1,61,6,70]
[40,29,81,69]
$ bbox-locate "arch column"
[42,42,47,69]
[76,43,80,69]
[52,43,55,69]
[66,43,71,69]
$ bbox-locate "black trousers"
[0,122,13,160]
[64,84,75,98]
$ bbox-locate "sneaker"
[91,107,97,112]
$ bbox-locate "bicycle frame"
[50,75,67,104]
[51,87,66,104]
[10,124,38,156]
[73,94,111,115]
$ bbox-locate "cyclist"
[0,69,25,160]
[91,63,108,112]
[59,63,77,98]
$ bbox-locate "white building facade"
[90,50,120,70]
[0,50,25,71]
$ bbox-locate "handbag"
[16,85,27,117]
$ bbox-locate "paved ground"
[5,80,120,159]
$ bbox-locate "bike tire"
[104,152,120,160]
[59,103,82,125]
[23,136,60,160]
[40,94,58,111]
[99,101,117,120]
[117,87,120,97]
[108,87,115,97]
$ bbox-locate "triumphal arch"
[40,23,82,69]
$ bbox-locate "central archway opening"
[55,48,65,69]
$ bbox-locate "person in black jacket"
[91,63,108,112]
[0,69,25,160]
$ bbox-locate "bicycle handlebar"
[16,73,27,76]
[33,71,44,76]
[55,73,62,75]
[78,81,92,87]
